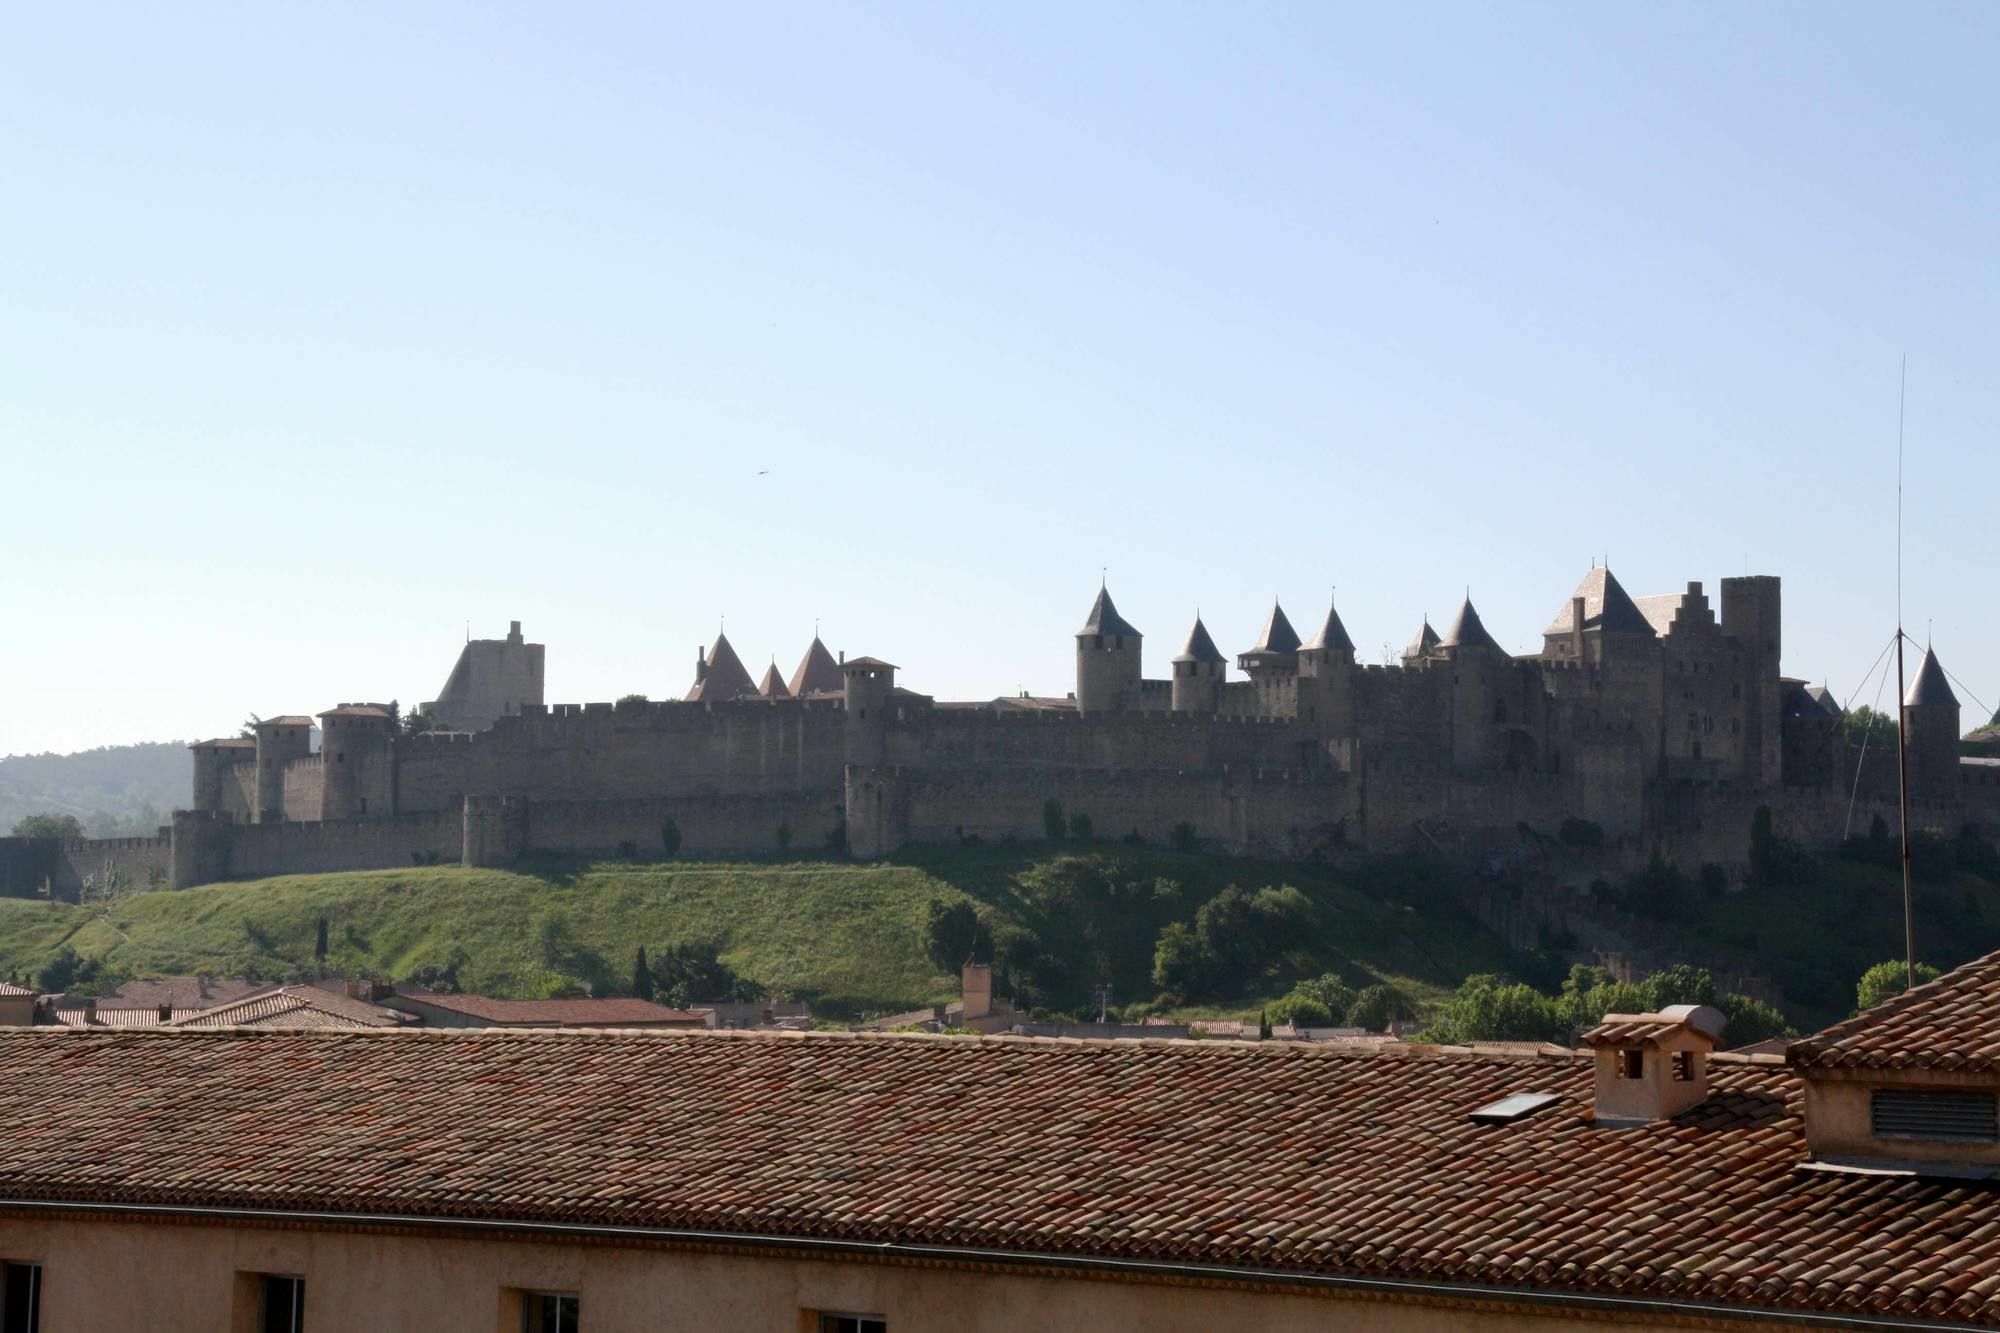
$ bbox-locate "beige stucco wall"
[0,1212,1833,1332]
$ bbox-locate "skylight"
[1469,1092,1561,1124]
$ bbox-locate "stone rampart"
[883,708,1302,774]
[55,835,173,897]
[223,810,461,881]
[392,697,848,813]
[522,792,838,859]
[852,764,1344,860]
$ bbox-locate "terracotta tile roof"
[0,982,31,998]
[46,1006,197,1028]
[7,1030,2000,1322]
[390,993,708,1026]
[787,636,844,698]
[1578,1014,1690,1047]
[170,987,411,1030]
[1790,948,2000,1072]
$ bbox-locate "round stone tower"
[188,739,251,814]
[1902,645,1962,804]
[1170,615,1226,714]
[841,656,897,768]
[317,704,393,821]
[1076,586,1142,714]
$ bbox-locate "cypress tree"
[633,946,655,1001]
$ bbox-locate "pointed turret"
[1237,602,1300,673]
[1905,646,1959,709]
[1078,586,1141,639]
[758,661,791,699]
[787,636,844,698]
[1301,599,1355,655]
[1439,598,1501,652]
[1402,619,1440,665]
[1171,614,1226,714]
[686,632,758,702]
[1172,616,1226,664]
[1076,584,1142,713]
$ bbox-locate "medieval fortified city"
[7,7,2000,1332]
[11,569,1998,896]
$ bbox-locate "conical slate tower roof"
[1905,646,1959,709]
[788,636,844,697]
[1243,602,1301,657]
[686,632,758,702]
[1302,599,1355,653]
[1543,566,1656,637]
[758,661,791,699]
[1173,616,1226,664]
[1404,619,1440,660]
[1078,586,1141,638]
[1439,598,1502,651]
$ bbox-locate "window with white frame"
[2,1262,42,1333]
[817,1314,886,1333]
[523,1291,579,1333]
[258,1274,303,1333]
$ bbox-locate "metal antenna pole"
[1895,355,1915,993]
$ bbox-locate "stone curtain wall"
[394,699,848,813]
[860,766,1345,860]
[884,709,1304,774]
[56,836,173,897]
[225,810,461,880]
[521,792,839,858]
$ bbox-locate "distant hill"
[0,742,189,838]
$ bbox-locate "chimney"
[158,1003,171,1022]
[1583,1005,1726,1126]
[1570,596,1586,660]
[695,646,708,684]
[84,999,97,1026]
[508,620,523,644]
[838,650,845,665]
[961,963,993,1023]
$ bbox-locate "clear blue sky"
[4,3,1995,755]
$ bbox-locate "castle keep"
[7,569,1994,895]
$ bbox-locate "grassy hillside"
[0,845,1516,1018]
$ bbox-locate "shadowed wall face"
[426,622,545,732]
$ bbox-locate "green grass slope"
[0,846,1516,1018]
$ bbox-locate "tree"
[1720,993,1793,1044]
[649,940,758,1007]
[1067,811,1093,842]
[1169,821,1199,854]
[1856,959,1942,1014]
[1151,922,1207,1001]
[1748,805,1776,885]
[775,824,793,853]
[385,700,402,732]
[1844,705,1898,750]
[1558,818,1604,849]
[1639,963,1719,1010]
[1042,799,1066,841]
[925,899,992,972]
[616,693,650,710]
[632,946,655,1001]
[314,917,329,967]
[1424,974,1566,1044]
[401,706,442,735]
[660,818,682,857]
[1346,983,1415,1032]
[11,814,85,841]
